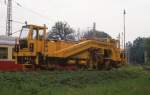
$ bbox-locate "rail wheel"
[104,59,112,70]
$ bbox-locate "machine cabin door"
[31,28,46,54]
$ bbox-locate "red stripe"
[0,61,23,71]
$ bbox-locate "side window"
[32,29,44,40]
[39,30,44,40]
[32,29,38,40]
[0,47,8,59]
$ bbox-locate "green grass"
[0,65,150,95]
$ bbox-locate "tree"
[126,41,133,64]
[127,37,145,64]
[145,37,150,63]
[83,30,111,39]
[48,21,75,40]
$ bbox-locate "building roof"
[0,35,16,45]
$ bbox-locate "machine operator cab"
[15,24,47,53]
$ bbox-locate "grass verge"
[0,65,150,95]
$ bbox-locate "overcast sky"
[0,0,150,41]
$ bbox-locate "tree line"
[126,37,150,64]
[47,21,110,41]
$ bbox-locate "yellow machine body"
[14,24,125,70]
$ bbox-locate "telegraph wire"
[2,0,52,35]
[2,0,51,24]
[11,20,25,24]
[11,29,21,35]
[13,0,51,22]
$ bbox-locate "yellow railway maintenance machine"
[14,24,125,70]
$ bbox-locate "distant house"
[0,35,16,61]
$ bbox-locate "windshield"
[20,26,29,39]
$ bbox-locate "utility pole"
[93,22,96,31]
[123,9,126,50]
[123,9,126,57]
[118,33,120,49]
[6,0,12,36]
[93,22,96,38]
[77,28,80,41]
